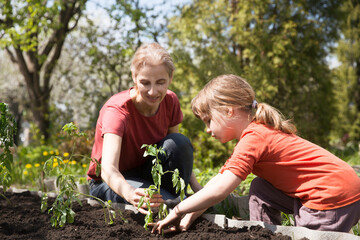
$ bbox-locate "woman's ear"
[169,73,173,85]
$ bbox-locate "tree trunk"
[3,0,86,142]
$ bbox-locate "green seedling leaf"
[138,196,145,209]
[41,194,48,213]
[91,158,101,177]
[67,209,75,224]
[172,169,179,187]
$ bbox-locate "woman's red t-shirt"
[87,88,183,181]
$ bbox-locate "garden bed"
[0,189,358,240]
[0,190,293,240]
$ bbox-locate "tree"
[0,0,87,141]
[48,0,169,129]
[331,0,360,143]
[168,0,342,147]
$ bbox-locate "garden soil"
[0,191,295,240]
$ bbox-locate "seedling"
[0,103,16,204]
[138,144,186,230]
[41,122,127,227]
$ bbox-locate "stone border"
[5,187,360,240]
[202,214,359,240]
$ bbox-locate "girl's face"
[133,63,172,114]
[203,110,237,143]
[204,108,249,143]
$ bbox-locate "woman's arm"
[168,124,179,134]
[101,133,163,214]
[189,171,203,193]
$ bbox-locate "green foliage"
[281,212,294,226]
[169,0,343,147]
[0,102,16,195]
[353,221,360,236]
[14,145,58,190]
[138,144,186,230]
[330,0,360,144]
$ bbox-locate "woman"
[87,43,202,214]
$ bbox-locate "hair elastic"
[252,100,258,109]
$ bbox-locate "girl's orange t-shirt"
[220,122,360,210]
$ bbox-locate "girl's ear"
[227,107,234,117]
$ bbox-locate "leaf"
[67,209,75,224]
[137,196,144,209]
[172,169,179,187]
[40,194,48,213]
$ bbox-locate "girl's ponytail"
[254,103,297,134]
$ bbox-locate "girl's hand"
[151,208,184,234]
[127,188,163,215]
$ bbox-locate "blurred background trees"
[1,0,359,168]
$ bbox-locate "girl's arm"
[152,170,242,234]
[101,133,163,214]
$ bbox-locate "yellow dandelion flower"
[53,162,58,167]
[24,170,28,175]
[43,151,48,156]
[55,150,59,155]
[82,164,87,168]
[53,158,58,162]
[35,163,40,167]
[70,160,77,165]
[25,163,32,169]
[63,152,70,157]
[64,159,69,164]
[50,150,54,155]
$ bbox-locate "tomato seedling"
[138,144,185,230]
[41,122,127,227]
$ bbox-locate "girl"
[152,74,360,233]
[87,43,202,214]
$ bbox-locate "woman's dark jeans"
[89,133,193,203]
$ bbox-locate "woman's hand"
[126,188,164,215]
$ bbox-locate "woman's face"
[133,63,172,111]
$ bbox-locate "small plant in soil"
[0,103,16,203]
[41,122,127,227]
[138,144,186,230]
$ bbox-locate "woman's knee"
[161,133,193,162]
[163,133,193,152]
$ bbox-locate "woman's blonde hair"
[130,43,175,78]
[191,74,297,134]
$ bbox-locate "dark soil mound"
[0,191,292,240]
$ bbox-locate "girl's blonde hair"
[130,43,175,78]
[191,74,297,134]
